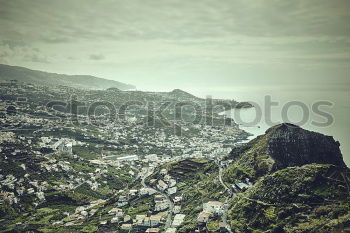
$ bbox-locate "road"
[218,163,232,195]
[218,162,233,233]
[140,168,174,229]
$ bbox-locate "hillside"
[228,164,350,232]
[222,124,350,232]
[0,64,135,90]
[147,159,225,232]
[154,124,350,232]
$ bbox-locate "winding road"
[218,161,233,233]
[140,168,174,229]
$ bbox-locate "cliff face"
[267,123,347,170]
[224,123,347,182]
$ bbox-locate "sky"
[0,0,350,93]
[1,0,350,164]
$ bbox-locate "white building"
[157,180,168,191]
[203,201,224,215]
[197,211,211,223]
[167,187,177,195]
[171,214,186,227]
[115,155,138,162]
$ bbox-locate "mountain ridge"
[0,63,135,90]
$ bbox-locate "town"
[0,80,252,232]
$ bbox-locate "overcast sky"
[1,0,350,93]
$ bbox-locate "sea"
[189,87,350,167]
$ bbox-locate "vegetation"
[151,159,226,232]
[227,164,350,232]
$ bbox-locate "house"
[154,194,164,203]
[150,215,162,226]
[121,224,132,230]
[123,215,131,223]
[143,217,151,226]
[171,214,186,227]
[111,216,119,223]
[231,184,240,193]
[150,179,157,184]
[173,196,182,204]
[173,205,181,214]
[203,201,224,215]
[219,222,229,232]
[235,181,250,191]
[197,211,211,223]
[146,228,160,233]
[164,228,177,233]
[135,215,146,225]
[75,206,87,213]
[168,179,177,187]
[90,209,97,216]
[27,188,35,194]
[129,189,138,197]
[140,187,157,196]
[36,191,45,200]
[108,208,123,217]
[140,188,148,196]
[164,174,172,182]
[145,154,158,162]
[117,195,128,207]
[167,187,177,195]
[142,215,161,227]
[52,139,73,154]
[91,199,106,206]
[81,211,88,217]
[99,220,107,225]
[154,201,169,212]
[157,180,168,191]
[115,154,139,162]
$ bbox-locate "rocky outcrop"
[224,123,347,182]
[267,123,347,170]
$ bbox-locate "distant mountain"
[0,64,135,90]
[169,88,199,100]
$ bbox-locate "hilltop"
[223,123,347,182]
[0,64,135,90]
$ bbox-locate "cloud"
[0,0,349,87]
[42,37,71,44]
[23,54,50,64]
[0,39,27,49]
[0,39,49,64]
[89,54,105,60]
[1,0,350,45]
